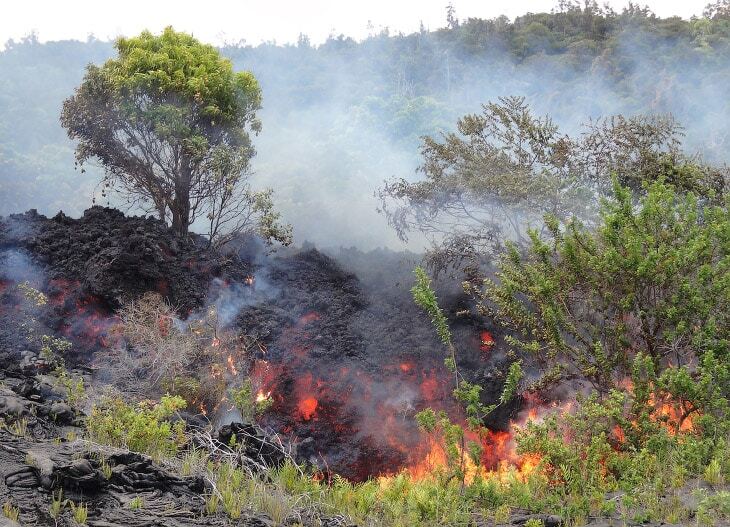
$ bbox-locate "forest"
[0,2,729,527]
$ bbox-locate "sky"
[0,0,714,47]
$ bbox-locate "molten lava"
[298,397,319,420]
[479,330,495,352]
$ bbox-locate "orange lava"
[298,397,318,420]
[479,331,495,352]
[298,311,321,324]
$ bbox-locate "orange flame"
[256,390,271,403]
[226,355,238,376]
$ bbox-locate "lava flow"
[246,303,544,482]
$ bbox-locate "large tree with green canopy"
[61,27,290,244]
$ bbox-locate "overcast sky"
[1,0,713,47]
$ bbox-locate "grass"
[70,501,88,524]
[77,372,730,527]
[4,417,28,437]
[2,501,20,521]
[49,489,65,519]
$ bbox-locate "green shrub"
[86,395,187,459]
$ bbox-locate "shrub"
[471,179,730,392]
[70,501,88,524]
[86,395,187,459]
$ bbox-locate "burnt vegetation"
[1,3,730,527]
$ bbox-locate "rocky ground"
[0,349,315,527]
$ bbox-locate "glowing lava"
[479,330,495,352]
[298,397,318,420]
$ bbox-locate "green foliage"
[49,489,64,519]
[60,27,290,244]
[40,335,72,363]
[70,500,88,524]
[17,281,47,306]
[4,417,28,437]
[86,395,187,459]
[160,376,202,407]
[55,367,86,410]
[413,265,523,485]
[112,27,260,124]
[229,379,273,421]
[512,350,730,524]
[411,267,452,346]
[128,496,143,510]
[477,179,730,391]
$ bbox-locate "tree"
[61,27,291,245]
[379,97,725,275]
[468,179,730,392]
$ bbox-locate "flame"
[403,430,542,485]
[617,377,697,435]
[256,390,271,403]
[226,355,237,376]
[613,424,626,444]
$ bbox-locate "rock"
[12,377,40,398]
[217,422,285,468]
[4,466,38,488]
[48,401,74,424]
[510,514,562,526]
[25,448,55,489]
[0,516,21,527]
[244,515,276,527]
[0,395,29,418]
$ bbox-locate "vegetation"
[59,27,291,245]
[2,500,20,522]
[412,266,523,485]
[5,3,730,249]
[86,395,187,460]
[4,4,730,527]
[467,179,730,391]
[229,379,273,421]
[70,500,88,524]
[380,97,726,274]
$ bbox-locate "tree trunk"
[172,160,192,236]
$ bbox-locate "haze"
[1,0,712,46]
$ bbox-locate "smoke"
[1,15,730,251]
[0,248,45,285]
